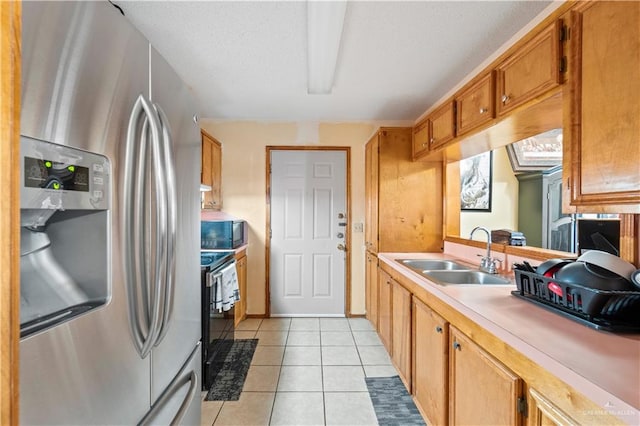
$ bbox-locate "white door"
[270,150,347,316]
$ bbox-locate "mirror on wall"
[457,129,620,255]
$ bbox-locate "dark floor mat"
[204,339,258,401]
[366,375,426,426]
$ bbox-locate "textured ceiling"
[119,1,552,122]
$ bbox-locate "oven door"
[200,260,236,390]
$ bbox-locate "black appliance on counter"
[200,251,236,390]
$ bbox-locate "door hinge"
[560,57,567,73]
[269,228,272,239]
[560,24,570,42]
[517,397,528,417]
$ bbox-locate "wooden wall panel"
[1,1,21,423]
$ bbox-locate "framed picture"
[460,151,492,211]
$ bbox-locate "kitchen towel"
[211,262,240,312]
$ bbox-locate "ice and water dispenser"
[20,136,110,338]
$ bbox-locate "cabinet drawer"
[456,72,495,136]
[496,21,561,116]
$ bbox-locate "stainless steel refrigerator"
[19,1,202,424]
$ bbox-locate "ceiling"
[118,1,552,122]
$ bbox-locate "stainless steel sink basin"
[396,259,469,271]
[421,270,512,285]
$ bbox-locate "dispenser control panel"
[24,156,90,192]
[20,136,110,211]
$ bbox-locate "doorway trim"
[265,146,351,318]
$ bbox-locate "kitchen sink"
[421,270,512,286]
[396,259,469,271]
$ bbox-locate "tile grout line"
[267,321,290,425]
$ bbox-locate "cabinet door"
[377,270,392,352]
[565,1,640,212]
[528,388,578,426]
[413,299,448,426]
[450,326,524,426]
[365,252,379,328]
[201,134,212,188]
[201,132,222,210]
[364,136,379,253]
[234,254,247,326]
[428,100,456,149]
[496,21,561,116]
[391,281,411,389]
[378,129,443,253]
[412,118,430,159]
[456,72,495,136]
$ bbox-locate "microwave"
[201,219,248,249]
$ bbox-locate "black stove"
[200,249,236,390]
[200,250,235,269]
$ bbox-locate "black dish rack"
[512,269,640,332]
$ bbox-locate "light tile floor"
[201,317,399,426]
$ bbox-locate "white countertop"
[378,252,640,425]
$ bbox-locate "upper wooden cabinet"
[496,21,562,116]
[428,100,456,150]
[364,137,379,253]
[201,131,222,210]
[455,72,495,136]
[449,326,524,426]
[564,1,640,213]
[412,118,430,159]
[365,128,443,254]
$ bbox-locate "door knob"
[337,244,347,252]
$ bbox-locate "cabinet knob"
[430,137,435,143]
[501,94,510,104]
[453,341,461,351]
[479,107,488,114]
[422,142,427,147]
[435,326,443,333]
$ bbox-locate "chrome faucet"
[470,226,502,274]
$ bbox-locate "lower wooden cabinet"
[449,326,525,426]
[391,281,411,389]
[234,251,247,326]
[413,298,449,426]
[365,252,379,328]
[377,270,393,353]
[528,388,578,426]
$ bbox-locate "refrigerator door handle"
[138,342,200,426]
[124,93,166,359]
[153,103,177,346]
[143,98,168,358]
